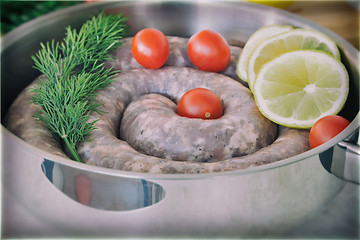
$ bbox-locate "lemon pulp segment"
[253,50,348,128]
[247,29,340,89]
[237,25,293,82]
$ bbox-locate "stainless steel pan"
[1,1,359,238]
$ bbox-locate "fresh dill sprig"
[31,11,128,162]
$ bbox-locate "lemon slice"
[237,25,293,82]
[253,50,349,129]
[245,0,294,9]
[247,29,341,89]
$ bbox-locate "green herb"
[31,11,128,162]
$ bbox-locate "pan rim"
[1,0,359,180]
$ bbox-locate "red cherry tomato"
[131,28,169,69]
[177,88,223,120]
[187,30,230,72]
[309,115,350,149]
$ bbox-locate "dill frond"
[31,11,128,162]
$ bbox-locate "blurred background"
[1,1,83,34]
[1,0,359,48]
[1,0,360,49]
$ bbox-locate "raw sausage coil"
[5,36,310,174]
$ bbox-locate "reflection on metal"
[41,159,165,211]
[320,127,360,184]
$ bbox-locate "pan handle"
[320,127,360,184]
[1,126,165,215]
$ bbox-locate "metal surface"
[320,127,360,184]
[1,1,359,238]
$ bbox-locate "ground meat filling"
[4,36,310,174]
[103,67,278,163]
